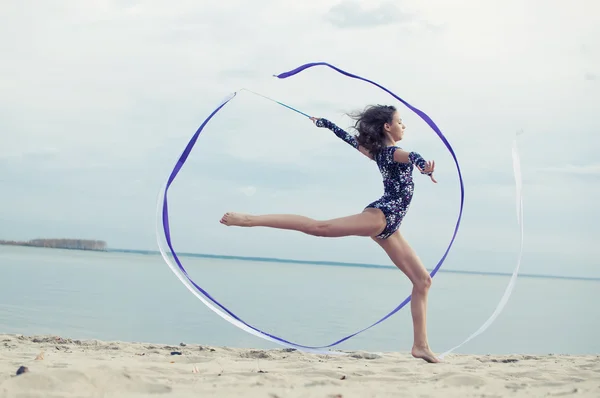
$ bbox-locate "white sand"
[1,334,598,397]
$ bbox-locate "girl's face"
[387,111,406,141]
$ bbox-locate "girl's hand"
[418,160,437,183]
[309,116,319,124]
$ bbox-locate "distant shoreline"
[110,248,600,283]
[3,242,599,282]
[0,239,107,252]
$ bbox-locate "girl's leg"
[220,209,386,238]
[372,230,439,363]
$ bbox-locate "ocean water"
[0,245,598,356]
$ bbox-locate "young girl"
[220,104,439,363]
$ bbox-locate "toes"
[220,213,233,225]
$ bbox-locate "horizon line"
[107,247,600,282]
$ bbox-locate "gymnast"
[220,105,439,363]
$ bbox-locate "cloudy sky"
[1,0,598,278]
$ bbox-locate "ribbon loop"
[157,62,464,353]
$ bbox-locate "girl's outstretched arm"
[311,117,373,159]
[393,149,437,183]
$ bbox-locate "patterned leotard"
[316,118,431,239]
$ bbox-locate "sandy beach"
[0,334,598,397]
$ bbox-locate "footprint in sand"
[431,372,488,388]
[240,350,271,359]
[3,369,173,395]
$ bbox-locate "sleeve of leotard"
[315,118,359,149]
[408,151,432,175]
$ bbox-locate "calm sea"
[0,245,598,355]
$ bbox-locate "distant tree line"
[0,238,107,251]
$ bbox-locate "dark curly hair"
[347,104,397,157]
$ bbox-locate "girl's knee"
[413,274,432,292]
[305,220,331,237]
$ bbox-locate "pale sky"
[1,0,598,278]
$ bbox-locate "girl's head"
[348,105,405,156]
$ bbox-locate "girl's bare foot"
[411,346,441,363]
[220,212,252,227]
